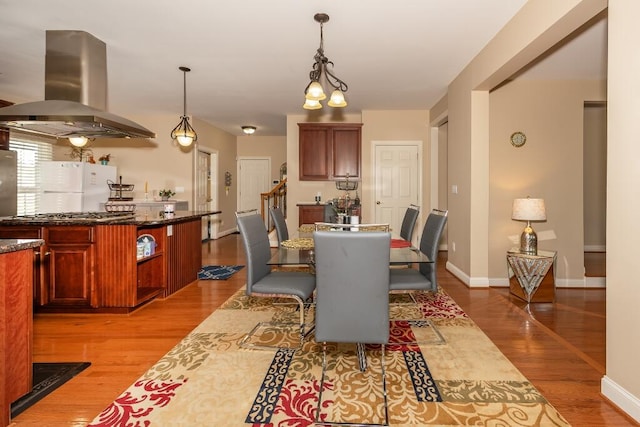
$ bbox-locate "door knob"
[376,201,381,205]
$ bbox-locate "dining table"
[267,234,433,266]
[268,230,433,371]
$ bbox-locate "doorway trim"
[371,140,422,236]
[195,146,219,239]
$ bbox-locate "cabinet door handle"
[34,251,51,257]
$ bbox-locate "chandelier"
[171,66,197,147]
[303,13,348,110]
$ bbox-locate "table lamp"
[512,197,546,255]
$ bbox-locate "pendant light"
[170,66,197,147]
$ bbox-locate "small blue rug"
[198,265,244,280]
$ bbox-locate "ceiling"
[0,1,607,137]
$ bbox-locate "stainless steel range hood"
[0,30,155,139]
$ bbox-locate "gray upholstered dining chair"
[390,209,448,299]
[313,230,391,426]
[236,212,316,350]
[400,204,420,242]
[269,206,289,246]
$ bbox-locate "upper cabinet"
[298,123,362,181]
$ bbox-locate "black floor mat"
[10,362,91,419]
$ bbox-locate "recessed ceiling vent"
[0,30,155,139]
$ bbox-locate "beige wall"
[51,114,238,236]
[445,0,607,286]
[360,110,430,224]
[285,110,430,229]
[604,0,640,415]
[488,79,606,283]
[443,0,638,419]
[236,135,286,185]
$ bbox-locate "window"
[9,136,53,215]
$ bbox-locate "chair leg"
[238,295,313,351]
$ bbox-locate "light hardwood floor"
[10,236,636,426]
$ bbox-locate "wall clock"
[510,131,527,148]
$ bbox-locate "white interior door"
[238,157,271,217]
[374,143,420,242]
[196,149,217,240]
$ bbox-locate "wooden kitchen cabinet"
[298,204,326,226]
[0,226,45,305]
[45,226,96,308]
[298,123,362,181]
[1,243,39,427]
[0,225,96,309]
[0,213,207,313]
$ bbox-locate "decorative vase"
[161,196,169,201]
[100,160,108,165]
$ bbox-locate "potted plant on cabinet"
[98,154,111,165]
[159,189,175,201]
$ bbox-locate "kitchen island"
[1,239,43,426]
[0,211,219,313]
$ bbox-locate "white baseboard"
[601,375,640,423]
[214,227,238,239]
[489,278,510,287]
[446,261,469,286]
[584,276,606,288]
[488,277,606,288]
[445,261,488,288]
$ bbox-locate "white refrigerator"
[40,161,117,213]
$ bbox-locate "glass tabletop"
[267,246,432,266]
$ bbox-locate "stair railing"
[260,178,287,231]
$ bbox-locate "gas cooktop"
[8,211,137,222]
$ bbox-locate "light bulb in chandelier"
[305,81,326,101]
[303,98,322,110]
[327,90,347,107]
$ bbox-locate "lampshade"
[512,198,546,221]
[69,136,88,147]
[241,126,256,135]
[302,13,348,110]
[305,81,326,101]
[170,66,197,147]
[327,90,347,107]
[303,98,322,110]
[171,117,197,147]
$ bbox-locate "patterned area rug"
[87,289,569,426]
[197,265,244,280]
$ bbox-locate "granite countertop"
[0,211,221,226]
[123,210,221,226]
[0,239,44,254]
